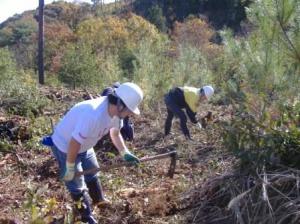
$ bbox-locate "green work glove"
[62,162,75,181]
[121,149,140,165]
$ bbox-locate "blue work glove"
[121,149,140,165]
[62,162,75,181]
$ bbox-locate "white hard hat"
[202,85,214,99]
[115,82,143,115]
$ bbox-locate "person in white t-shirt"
[50,82,143,224]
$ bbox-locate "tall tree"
[38,0,44,84]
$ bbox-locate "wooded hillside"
[0,0,299,223]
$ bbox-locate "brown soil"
[0,87,234,224]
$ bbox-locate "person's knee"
[66,177,85,195]
[86,178,105,204]
[84,173,98,183]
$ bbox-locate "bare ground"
[0,87,234,223]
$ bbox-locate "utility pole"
[38,0,45,84]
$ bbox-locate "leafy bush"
[219,0,300,169]
[76,13,161,55]
[44,22,75,72]
[25,184,62,223]
[118,47,139,80]
[172,17,222,61]
[222,100,300,169]
[130,38,172,107]
[134,0,252,31]
[0,16,36,47]
[172,45,213,87]
[58,42,100,89]
[147,4,167,32]
[0,48,48,117]
[130,31,214,107]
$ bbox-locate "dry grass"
[180,168,300,224]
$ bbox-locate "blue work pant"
[51,145,99,196]
[164,94,191,138]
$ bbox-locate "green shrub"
[58,43,100,89]
[118,47,139,80]
[147,4,167,32]
[219,0,300,169]
[131,38,173,107]
[172,44,213,87]
[0,48,48,117]
[222,100,300,169]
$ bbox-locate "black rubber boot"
[86,178,105,204]
[71,191,97,224]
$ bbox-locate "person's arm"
[110,127,127,154]
[63,137,81,181]
[66,137,81,163]
[186,107,198,124]
[110,128,139,164]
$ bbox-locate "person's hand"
[62,162,75,181]
[197,122,202,130]
[121,149,140,165]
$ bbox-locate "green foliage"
[25,184,60,223]
[134,0,252,30]
[44,22,75,73]
[222,101,300,169]
[0,47,17,79]
[0,139,13,152]
[147,4,167,32]
[172,18,222,62]
[0,17,36,46]
[25,117,53,151]
[96,53,123,90]
[58,43,100,89]
[129,31,214,107]
[219,0,300,169]
[0,27,14,46]
[44,1,92,30]
[11,20,36,44]
[118,47,139,79]
[0,48,48,117]
[76,14,161,55]
[130,38,173,107]
[172,45,213,86]
[0,15,37,68]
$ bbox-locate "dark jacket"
[166,87,198,124]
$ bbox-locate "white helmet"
[202,85,214,99]
[115,82,143,115]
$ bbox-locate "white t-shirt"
[52,97,122,153]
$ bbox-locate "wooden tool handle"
[75,151,177,177]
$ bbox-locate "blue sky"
[0,0,114,23]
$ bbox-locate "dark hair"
[107,93,126,108]
[200,88,205,95]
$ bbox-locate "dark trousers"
[121,117,134,141]
[164,94,190,138]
